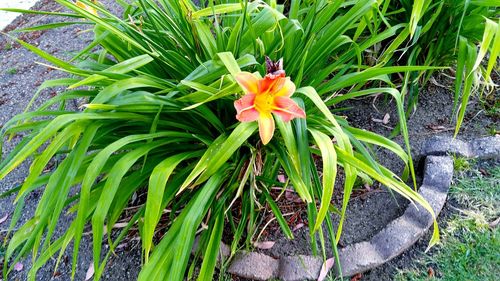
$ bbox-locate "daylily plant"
[234,58,306,144]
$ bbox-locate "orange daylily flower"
[234,68,306,145]
[76,1,98,16]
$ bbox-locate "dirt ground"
[0,1,498,281]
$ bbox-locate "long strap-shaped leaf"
[72,132,192,277]
[91,140,176,273]
[297,86,357,240]
[14,123,84,202]
[309,129,337,232]
[143,151,202,261]
[179,121,257,192]
[0,112,150,180]
[139,170,225,281]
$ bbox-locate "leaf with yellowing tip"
[336,148,440,250]
[471,18,497,73]
[191,3,243,19]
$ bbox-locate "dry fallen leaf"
[426,124,447,132]
[351,273,363,281]
[113,222,129,229]
[85,263,95,281]
[382,113,390,124]
[372,113,390,125]
[253,241,275,250]
[116,243,128,250]
[277,174,286,183]
[479,168,490,176]
[429,76,447,88]
[293,223,304,231]
[317,258,335,281]
[0,214,8,225]
[489,217,500,228]
[14,262,23,272]
[427,267,435,278]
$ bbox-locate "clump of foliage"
[383,0,499,135]
[0,0,471,280]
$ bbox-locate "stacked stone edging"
[337,155,453,277]
[421,136,499,159]
[220,136,499,280]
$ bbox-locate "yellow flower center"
[254,93,275,114]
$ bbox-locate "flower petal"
[235,72,259,94]
[273,77,296,97]
[237,107,259,122]
[259,73,284,94]
[272,96,306,122]
[258,113,275,145]
[235,94,259,122]
[234,94,255,112]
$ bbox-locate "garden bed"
[0,1,498,281]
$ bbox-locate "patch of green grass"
[395,165,500,281]
[5,67,17,75]
[452,156,474,173]
[487,126,498,136]
[2,42,12,51]
[451,167,500,218]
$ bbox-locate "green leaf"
[196,209,224,281]
[409,0,425,37]
[139,171,225,280]
[471,18,497,72]
[192,3,243,19]
[92,140,175,272]
[218,52,242,77]
[309,129,337,232]
[180,122,257,191]
[143,151,202,261]
[262,188,294,239]
[13,21,93,32]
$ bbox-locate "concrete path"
[0,0,38,30]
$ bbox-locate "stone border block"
[338,242,384,277]
[403,183,449,230]
[422,135,500,160]
[278,255,323,281]
[421,136,472,157]
[371,216,425,260]
[227,251,279,280]
[403,201,433,229]
[422,156,454,191]
[470,136,500,159]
